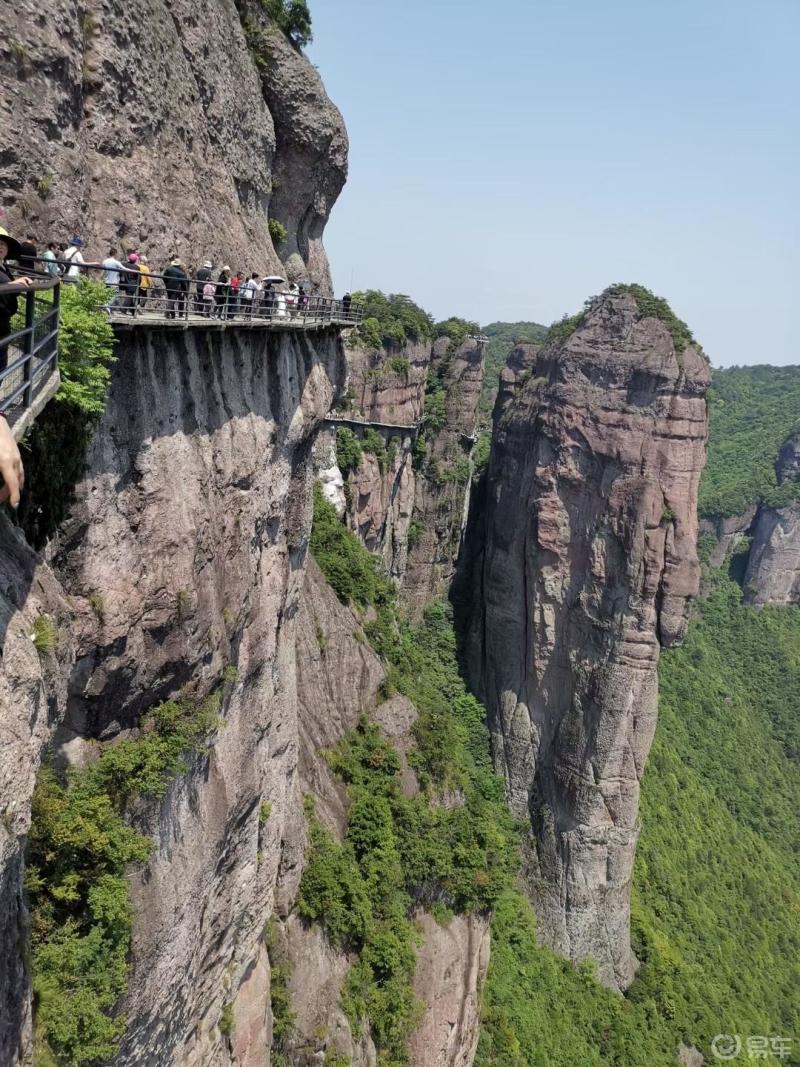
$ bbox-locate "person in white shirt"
[62,237,85,279]
[101,247,125,308]
[241,273,261,319]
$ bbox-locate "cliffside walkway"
[39,258,364,330]
[325,413,422,435]
[0,276,61,440]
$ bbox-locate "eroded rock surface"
[0,0,345,288]
[468,289,709,989]
[0,519,73,1066]
[43,324,345,1066]
[743,431,800,606]
[403,337,486,617]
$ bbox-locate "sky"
[309,0,798,368]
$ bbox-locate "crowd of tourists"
[3,231,353,322]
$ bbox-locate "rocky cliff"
[743,432,800,606]
[466,288,709,989]
[403,336,485,617]
[0,0,345,288]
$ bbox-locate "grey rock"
[743,503,800,606]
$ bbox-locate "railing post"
[22,289,35,409]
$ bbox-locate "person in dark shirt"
[163,258,189,319]
[17,235,37,272]
[0,234,35,373]
[196,261,213,313]
[118,253,141,316]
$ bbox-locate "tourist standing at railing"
[41,242,60,276]
[102,248,125,309]
[216,267,232,319]
[138,256,153,309]
[241,273,261,319]
[0,234,35,372]
[230,271,244,317]
[119,253,140,316]
[62,237,85,279]
[196,261,213,312]
[18,236,38,272]
[163,258,189,319]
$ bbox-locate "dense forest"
[700,364,800,518]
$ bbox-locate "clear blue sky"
[309,0,798,367]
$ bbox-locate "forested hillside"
[700,364,800,518]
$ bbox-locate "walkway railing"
[0,275,61,437]
[36,259,363,329]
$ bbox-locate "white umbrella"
[262,275,285,285]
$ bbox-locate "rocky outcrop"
[0,0,345,288]
[0,519,73,1066]
[403,337,485,617]
[468,289,709,989]
[408,913,490,1067]
[743,431,800,606]
[341,340,431,426]
[699,508,756,569]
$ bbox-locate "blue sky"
[309,0,798,367]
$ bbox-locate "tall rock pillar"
[469,288,709,989]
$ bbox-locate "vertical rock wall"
[468,290,709,989]
[403,337,485,618]
[0,0,345,288]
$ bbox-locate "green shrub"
[608,283,697,354]
[31,615,58,653]
[353,291,434,350]
[20,279,117,547]
[433,317,478,350]
[336,427,363,476]
[219,1002,234,1037]
[268,218,288,245]
[363,428,389,475]
[259,0,312,47]
[386,356,411,377]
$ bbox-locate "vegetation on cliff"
[27,692,224,1065]
[19,279,116,547]
[699,364,800,518]
[479,321,547,422]
[353,291,434,350]
[305,489,519,1064]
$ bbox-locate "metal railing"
[35,258,364,329]
[0,274,61,433]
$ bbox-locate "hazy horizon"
[310,0,798,368]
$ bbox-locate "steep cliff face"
[403,337,485,617]
[0,0,345,288]
[743,432,800,606]
[468,290,709,989]
[0,521,73,1066]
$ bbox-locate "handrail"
[32,257,364,329]
[0,271,61,435]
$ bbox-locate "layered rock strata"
[403,336,486,617]
[468,290,709,989]
[0,0,345,288]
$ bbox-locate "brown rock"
[468,289,709,989]
[0,0,345,289]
